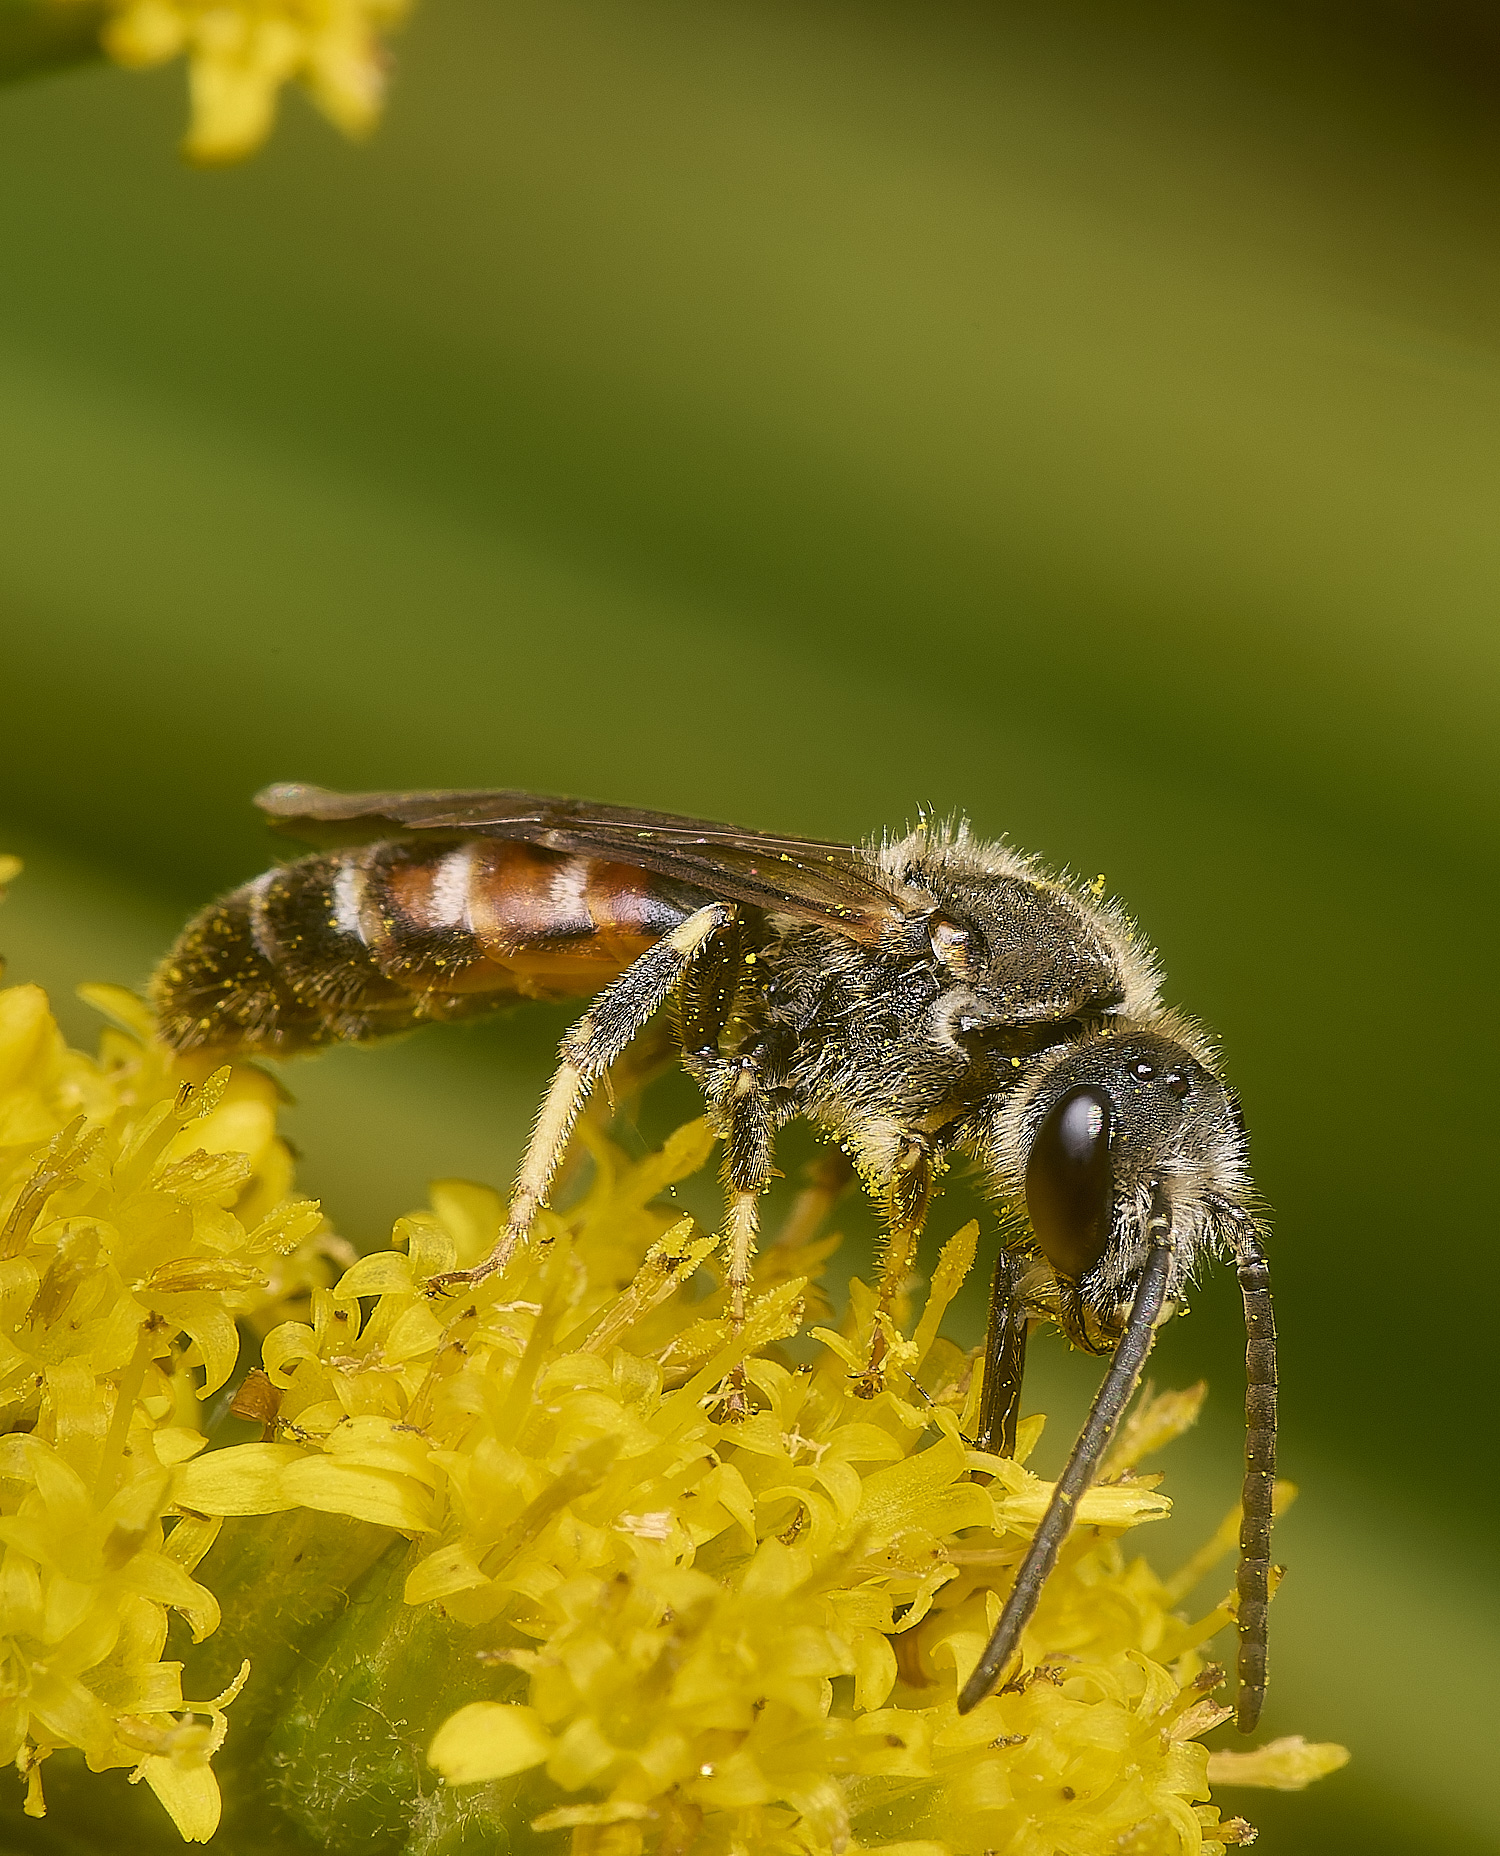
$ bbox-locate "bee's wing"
[256,783,902,942]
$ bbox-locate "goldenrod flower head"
[0,939,1347,1850]
[0,976,335,1838]
[97,0,410,163]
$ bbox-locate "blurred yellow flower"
[0,930,1347,1850]
[96,0,410,163]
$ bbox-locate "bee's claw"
[851,1325,889,1400]
[425,1249,505,1298]
[706,1362,750,1424]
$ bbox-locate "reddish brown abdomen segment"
[151,840,711,1054]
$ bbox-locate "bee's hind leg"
[429,902,736,1296]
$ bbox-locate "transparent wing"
[255,783,903,942]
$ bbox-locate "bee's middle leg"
[682,963,779,1418]
[678,926,780,1335]
[874,1136,936,1311]
[975,1246,1030,1458]
[699,1061,777,1421]
[860,1135,935,1387]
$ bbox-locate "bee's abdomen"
[153,840,705,1055]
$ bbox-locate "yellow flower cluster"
[0,930,1347,1851]
[97,0,410,163]
[175,1132,1344,1849]
[0,975,336,1839]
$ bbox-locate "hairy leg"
[431,902,735,1292]
[858,1133,936,1388]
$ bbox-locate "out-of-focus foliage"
[0,0,106,83]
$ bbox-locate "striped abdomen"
[152,840,711,1054]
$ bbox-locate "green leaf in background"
[0,0,105,85]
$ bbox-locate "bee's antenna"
[1230,1216,1277,1733]
[957,1209,1174,1715]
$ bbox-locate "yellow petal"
[334,1251,415,1298]
[152,1427,210,1468]
[145,1259,266,1296]
[1207,1736,1351,1792]
[909,1220,979,1368]
[853,1431,993,1549]
[174,1443,303,1514]
[428,1180,503,1268]
[281,1458,434,1532]
[531,1801,650,1830]
[404,1540,488,1605]
[429,1702,553,1785]
[853,1628,898,1712]
[76,983,156,1040]
[165,1299,241,1398]
[136,1754,222,1842]
[0,986,57,1095]
[856,1844,950,1856]
[396,1213,457,1279]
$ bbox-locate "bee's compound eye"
[1025,1084,1114,1281]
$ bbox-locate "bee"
[153,783,1277,1730]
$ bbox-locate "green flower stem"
[0,0,106,83]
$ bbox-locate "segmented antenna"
[957,1227,1174,1714]
[1233,1223,1277,1732]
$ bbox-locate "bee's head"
[984,1022,1256,1318]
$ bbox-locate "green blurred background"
[0,2,1497,1850]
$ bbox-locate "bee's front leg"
[975,1246,1031,1458]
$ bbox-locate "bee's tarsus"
[976,1246,1031,1459]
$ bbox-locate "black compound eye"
[1025,1084,1115,1281]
